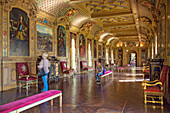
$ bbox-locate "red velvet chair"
[16,63,38,90]
[80,61,88,72]
[60,61,74,77]
[142,65,169,105]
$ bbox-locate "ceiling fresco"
[35,0,71,16]
[86,0,129,13]
[34,0,161,45]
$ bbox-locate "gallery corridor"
[0,67,170,113]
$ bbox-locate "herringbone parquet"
[0,67,170,113]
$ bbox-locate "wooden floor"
[1,67,170,113]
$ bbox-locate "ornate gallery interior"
[0,0,170,112]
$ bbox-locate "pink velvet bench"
[118,67,125,73]
[100,71,112,82]
[0,90,62,113]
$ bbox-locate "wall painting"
[103,43,105,58]
[109,47,111,58]
[37,24,53,52]
[57,25,66,57]
[79,34,86,58]
[94,40,97,58]
[10,8,29,56]
[98,45,101,57]
[168,0,170,56]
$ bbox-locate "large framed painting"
[98,45,101,57]
[109,47,111,58]
[161,5,166,52]
[103,43,105,58]
[57,25,66,57]
[9,8,29,56]
[37,24,53,52]
[79,34,86,58]
[168,0,170,56]
[94,40,97,58]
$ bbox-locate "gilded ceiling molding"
[94,29,105,37]
[140,16,152,25]
[36,10,56,26]
[1,0,38,18]
[140,26,150,34]
[139,0,154,11]
[78,22,94,37]
[55,16,71,30]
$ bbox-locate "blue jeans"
[95,72,103,82]
[42,73,48,91]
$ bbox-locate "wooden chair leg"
[50,99,53,106]
[26,83,28,90]
[144,94,147,104]
[161,96,163,105]
[59,95,62,107]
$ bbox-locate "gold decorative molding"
[1,0,38,18]
[56,16,71,30]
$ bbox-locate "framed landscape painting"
[37,24,53,52]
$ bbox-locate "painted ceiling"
[34,0,159,46]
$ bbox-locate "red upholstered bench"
[0,90,62,113]
[100,71,112,82]
[118,67,125,73]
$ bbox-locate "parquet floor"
[1,67,170,113]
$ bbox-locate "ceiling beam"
[103,23,135,28]
[110,29,137,33]
[117,35,138,38]
[91,12,133,19]
[65,0,91,3]
[120,39,139,42]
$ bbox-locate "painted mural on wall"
[109,47,111,58]
[79,34,86,58]
[37,24,53,52]
[9,8,29,56]
[168,0,170,56]
[57,25,66,57]
[103,44,105,58]
[94,40,97,58]
[98,45,101,57]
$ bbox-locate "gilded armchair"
[16,63,38,90]
[142,65,169,105]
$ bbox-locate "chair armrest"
[30,73,38,78]
[70,68,74,71]
[19,73,30,78]
[142,80,160,84]
[142,81,162,89]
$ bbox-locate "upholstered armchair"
[80,61,88,72]
[142,65,169,105]
[16,63,38,90]
[60,61,74,77]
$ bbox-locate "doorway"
[127,50,137,66]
